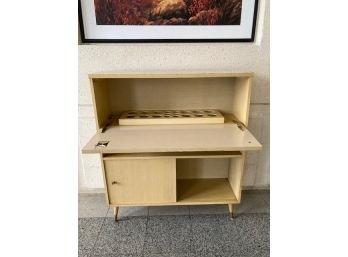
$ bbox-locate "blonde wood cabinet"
[82,72,262,221]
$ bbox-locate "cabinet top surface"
[88,71,253,79]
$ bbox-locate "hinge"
[101,114,115,133]
[232,119,246,131]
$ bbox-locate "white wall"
[78,0,269,192]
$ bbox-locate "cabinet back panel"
[107,78,236,113]
[177,158,229,179]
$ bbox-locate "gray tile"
[144,252,236,257]
[233,213,270,256]
[78,249,90,257]
[226,247,270,257]
[148,205,189,216]
[191,214,238,255]
[143,215,191,254]
[220,218,243,254]
[79,213,269,257]
[190,213,269,257]
[189,204,229,215]
[92,217,147,256]
[79,193,109,218]
[144,253,199,257]
[236,191,269,214]
[106,206,149,218]
[90,254,139,257]
[79,217,104,257]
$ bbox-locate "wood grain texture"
[177,178,237,203]
[104,158,176,205]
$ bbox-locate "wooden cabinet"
[82,72,262,221]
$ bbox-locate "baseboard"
[242,185,270,190]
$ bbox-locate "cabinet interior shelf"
[177,178,238,204]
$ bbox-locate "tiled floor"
[79,190,270,257]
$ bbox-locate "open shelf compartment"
[175,155,244,204]
[177,178,237,204]
[89,72,253,130]
[83,72,261,154]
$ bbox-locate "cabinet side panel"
[90,78,112,129]
[231,77,252,126]
[228,153,245,202]
[100,154,110,205]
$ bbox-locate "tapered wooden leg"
[228,204,235,219]
[113,207,119,222]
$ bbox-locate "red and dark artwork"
[94,0,242,25]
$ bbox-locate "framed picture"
[79,0,258,43]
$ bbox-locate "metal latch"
[95,141,109,148]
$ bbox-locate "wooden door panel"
[104,158,176,205]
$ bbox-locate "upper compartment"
[83,72,261,154]
[89,72,253,130]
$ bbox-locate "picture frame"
[79,0,258,43]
